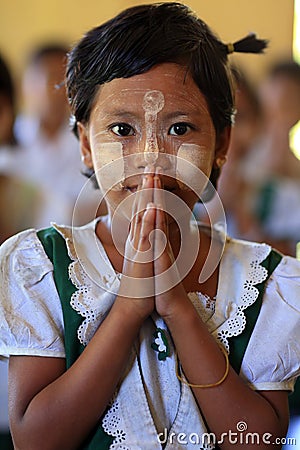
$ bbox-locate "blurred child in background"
[242,60,300,256]
[15,43,105,227]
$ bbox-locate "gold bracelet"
[175,345,230,389]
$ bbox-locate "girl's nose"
[133,150,174,172]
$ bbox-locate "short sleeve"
[240,254,300,391]
[0,229,65,358]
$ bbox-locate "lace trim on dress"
[188,292,215,324]
[102,395,130,450]
[211,243,271,352]
[53,223,118,346]
[188,243,271,352]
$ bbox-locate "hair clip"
[227,43,235,54]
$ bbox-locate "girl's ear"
[213,126,231,169]
[77,122,94,169]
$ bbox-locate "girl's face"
[78,63,229,215]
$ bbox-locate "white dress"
[1,220,300,449]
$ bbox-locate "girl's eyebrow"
[162,111,190,120]
[98,109,141,120]
[161,110,203,121]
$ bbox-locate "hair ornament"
[226,32,268,55]
[227,43,235,54]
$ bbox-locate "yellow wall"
[0,0,295,84]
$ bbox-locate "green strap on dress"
[37,226,282,448]
[37,227,113,450]
[37,228,84,368]
[228,248,282,373]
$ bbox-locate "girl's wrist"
[156,291,191,323]
[114,295,154,324]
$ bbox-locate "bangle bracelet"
[175,345,230,389]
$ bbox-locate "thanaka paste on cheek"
[142,90,165,163]
[176,143,213,193]
[93,142,125,192]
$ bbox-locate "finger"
[130,183,142,241]
[130,165,155,245]
[139,164,155,208]
[154,207,176,283]
[131,166,151,239]
[153,168,165,211]
[155,206,168,250]
[134,203,156,266]
[154,171,169,243]
[138,203,156,252]
[138,173,154,211]
[130,178,150,247]
[132,163,153,218]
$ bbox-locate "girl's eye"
[168,122,191,136]
[110,123,134,136]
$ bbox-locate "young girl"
[1,3,300,449]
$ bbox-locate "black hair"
[66,2,267,186]
[0,53,15,108]
[0,52,17,145]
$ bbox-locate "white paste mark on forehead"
[142,90,165,114]
[142,90,165,164]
